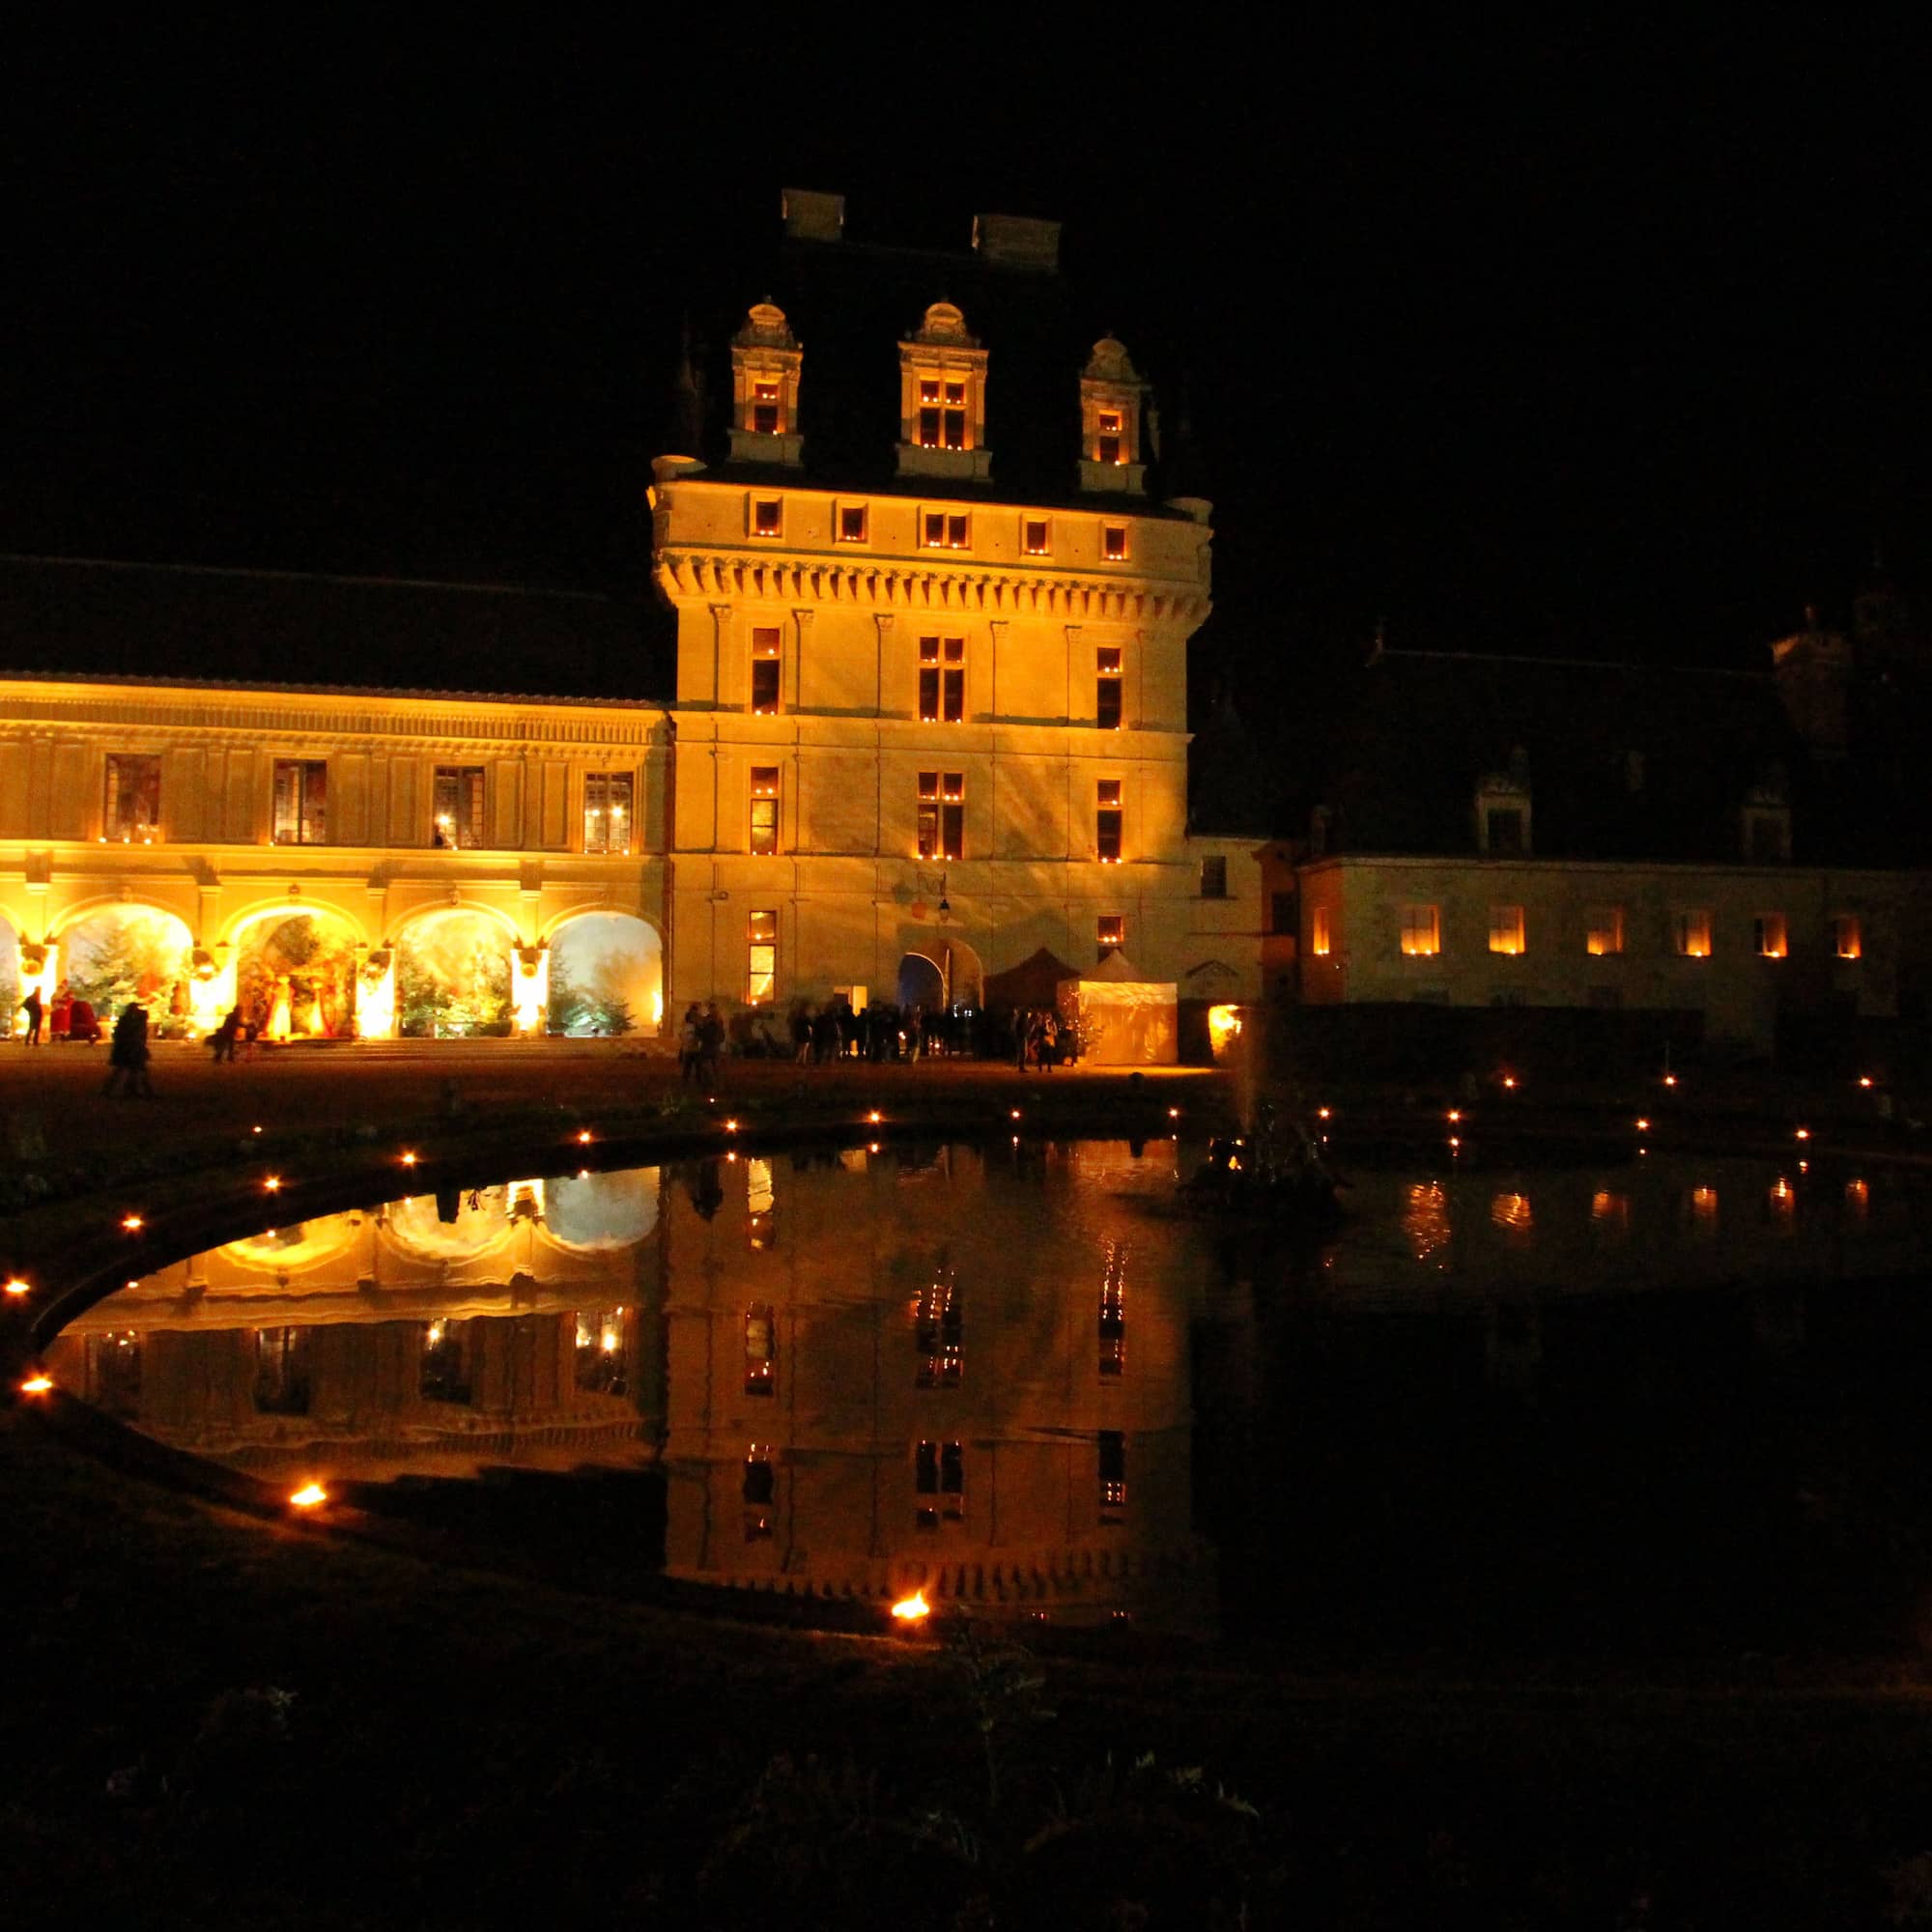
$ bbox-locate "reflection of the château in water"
[54,1143,1216,1633]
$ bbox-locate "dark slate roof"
[680,227,1198,515]
[1318,647,1924,868]
[0,554,672,702]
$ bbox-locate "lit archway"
[395,907,515,1038]
[57,905,194,1037]
[0,921,18,1037]
[547,912,664,1037]
[231,907,363,1041]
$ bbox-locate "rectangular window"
[1311,906,1332,956]
[432,766,485,848]
[420,1318,473,1403]
[744,1304,775,1395]
[1488,905,1525,955]
[915,1438,965,1528]
[1024,517,1051,556]
[1096,779,1122,862]
[919,636,966,723]
[1097,408,1123,467]
[1095,645,1122,729]
[1097,914,1123,962]
[1755,913,1788,958]
[1401,904,1440,956]
[917,772,964,861]
[747,909,778,1004]
[743,1443,775,1541]
[1199,854,1228,898]
[582,771,634,855]
[1585,906,1625,956]
[1485,806,1525,853]
[271,758,327,846]
[838,502,867,543]
[751,626,781,713]
[1833,914,1862,960]
[253,1327,310,1416]
[752,497,782,538]
[1672,910,1712,958]
[1101,523,1127,561]
[1098,1430,1126,1524]
[749,767,781,855]
[752,382,781,436]
[916,1272,961,1390]
[918,377,967,450]
[103,753,161,842]
[573,1308,627,1396]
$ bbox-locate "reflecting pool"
[53,1138,1932,1660]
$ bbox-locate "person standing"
[102,1002,153,1097]
[699,1002,724,1083]
[678,1006,701,1083]
[20,985,43,1045]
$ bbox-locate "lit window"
[747,909,778,1004]
[1585,906,1624,956]
[1096,646,1122,730]
[1096,779,1122,863]
[1833,914,1861,960]
[1488,905,1525,955]
[1755,913,1788,958]
[915,1438,965,1528]
[918,376,968,450]
[1098,1241,1126,1376]
[749,767,781,856]
[1672,911,1712,958]
[1311,906,1332,956]
[1096,409,1124,467]
[583,771,634,855]
[917,771,964,861]
[744,1304,775,1394]
[1024,517,1051,556]
[838,503,867,543]
[1199,855,1228,899]
[916,1269,961,1389]
[919,636,965,723]
[751,627,781,714]
[1098,1429,1126,1523]
[1097,914,1123,962]
[1101,523,1127,561]
[432,766,485,848]
[752,497,782,538]
[1401,905,1440,956]
[103,754,160,843]
[923,511,970,550]
[272,759,327,846]
[752,382,781,436]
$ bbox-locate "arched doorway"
[233,908,361,1040]
[547,913,664,1037]
[395,908,514,1038]
[59,905,194,1037]
[895,935,982,1011]
[897,952,945,1011]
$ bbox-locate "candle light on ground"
[122,1214,144,1233]
[19,1374,54,1395]
[4,1278,29,1298]
[891,1589,931,1622]
[289,1483,327,1509]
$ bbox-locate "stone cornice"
[655,551,1208,627]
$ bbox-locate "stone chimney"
[781,188,844,242]
[972,212,1062,272]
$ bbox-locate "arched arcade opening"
[547,912,664,1037]
[59,905,194,1037]
[395,908,516,1039]
[232,907,363,1041]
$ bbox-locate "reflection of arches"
[56,904,194,1033]
[895,933,982,1009]
[547,912,665,1037]
[394,907,515,1038]
[231,906,363,1040]
[221,1213,361,1273]
[543,1169,660,1252]
[383,1187,518,1263]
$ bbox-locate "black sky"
[6,21,1927,722]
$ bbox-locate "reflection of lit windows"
[916,1268,961,1389]
[253,1327,311,1415]
[917,771,964,861]
[1095,645,1122,729]
[583,771,634,855]
[1098,1241,1126,1378]
[1754,913,1788,958]
[1590,1190,1630,1235]
[919,636,965,723]
[1488,905,1525,955]
[915,1438,964,1528]
[1585,906,1624,956]
[1845,1177,1869,1221]
[1490,1191,1532,1236]
[1401,904,1440,956]
[751,627,782,714]
[422,1317,474,1403]
[744,1443,775,1541]
[1404,1180,1450,1262]
[1767,1177,1796,1233]
[103,753,161,843]
[1097,914,1123,963]
[747,1157,776,1250]
[1096,780,1122,862]
[574,1307,627,1396]
[84,1331,142,1416]
[272,759,327,846]
[432,766,485,849]
[744,1304,775,1395]
[1672,910,1712,958]
[1832,914,1862,959]
[1098,1430,1126,1524]
[749,767,781,856]
[1311,906,1332,956]
[1686,1185,1719,1231]
[747,910,778,1005]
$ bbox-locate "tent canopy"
[984,946,1081,1009]
[1074,952,1179,1065]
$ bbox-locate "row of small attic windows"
[726,299,1151,494]
[746,494,1130,562]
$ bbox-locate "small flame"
[122,1214,144,1233]
[1446,1109,1462,1123]
[289,1483,327,1509]
[19,1374,54,1395]
[1501,1075,1518,1090]
[1663,1073,1679,1087]
[4,1278,30,1298]
[1795,1127,1810,1142]
[578,1130,593,1145]
[891,1589,931,1621]
[1860,1075,1875,1089]
[1010,1109,1022,1121]
[401,1151,418,1167]
[724,1119,739,1132]
[264,1176,282,1193]
[867,1110,883,1124]
[1167,1107,1180,1120]
[1635,1118,1650,1130]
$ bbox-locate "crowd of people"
[670,997,1079,1074]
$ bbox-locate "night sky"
[8,22,1927,735]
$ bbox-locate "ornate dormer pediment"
[728,299,805,469]
[1079,334,1149,497]
[896,302,991,482]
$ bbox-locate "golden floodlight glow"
[20,1374,54,1395]
[121,1214,144,1233]
[4,1277,30,1298]
[289,1483,327,1509]
[891,1589,931,1621]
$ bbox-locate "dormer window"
[1475,769,1532,856]
[898,302,991,481]
[1079,335,1149,495]
[728,301,805,467]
